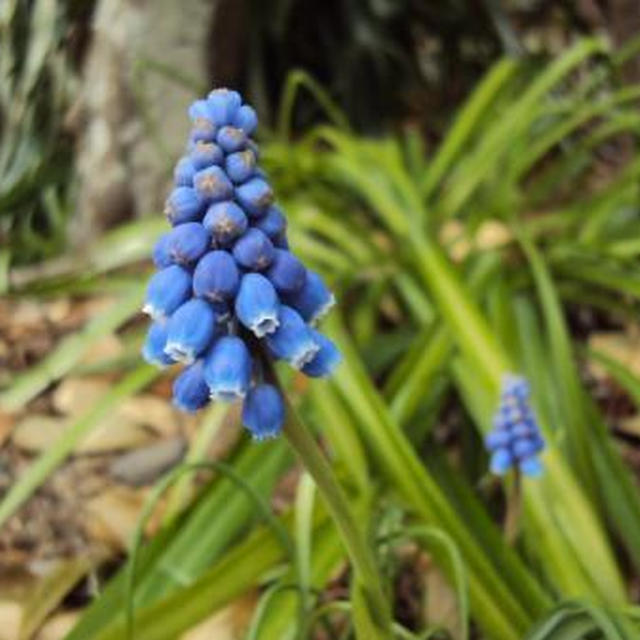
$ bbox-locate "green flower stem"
[275,380,391,636]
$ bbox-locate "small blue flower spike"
[242,384,285,440]
[485,375,545,477]
[142,87,341,439]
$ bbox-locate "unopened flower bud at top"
[232,228,275,270]
[164,298,219,364]
[204,336,252,402]
[193,250,240,302]
[265,305,319,369]
[207,88,242,126]
[143,265,192,320]
[242,384,285,440]
[235,273,280,337]
[172,360,210,412]
[203,201,248,246]
[231,104,258,135]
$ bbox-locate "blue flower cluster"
[142,89,340,440]
[485,375,545,477]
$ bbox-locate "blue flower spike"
[485,375,545,477]
[141,88,341,441]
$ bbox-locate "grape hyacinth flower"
[142,88,340,439]
[485,375,545,477]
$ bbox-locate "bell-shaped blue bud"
[162,222,210,266]
[203,201,248,245]
[188,99,216,142]
[193,166,233,204]
[164,187,203,225]
[225,149,256,184]
[143,265,192,320]
[232,104,258,135]
[189,141,224,170]
[489,448,513,475]
[285,270,335,324]
[242,384,284,440]
[164,298,218,364]
[142,321,174,368]
[265,249,306,295]
[152,233,172,268]
[301,330,341,378]
[235,273,280,337]
[519,456,543,477]
[174,156,196,186]
[172,360,209,412]
[193,250,240,302]
[207,89,241,126]
[253,205,286,240]
[265,305,319,369]
[216,126,247,153]
[235,178,274,218]
[204,336,252,401]
[232,228,274,270]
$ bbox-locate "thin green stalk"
[276,380,391,637]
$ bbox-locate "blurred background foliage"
[2,1,640,639]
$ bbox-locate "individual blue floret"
[301,330,341,378]
[285,270,335,324]
[225,149,256,184]
[232,104,258,135]
[242,384,285,440]
[235,177,274,218]
[172,360,210,412]
[188,99,217,143]
[253,205,286,240]
[142,322,174,368]
[235,273,280,337]
[265,305,319,369]
[164,187,203,225]
[174,156,197,186]
[164,299,218,364]
[232,228,275,270]
[193,250,240,302]
[160,222,210,266]
[152,233,172,268]
[265,249,306,295]
[485,375,545,477]
[204,336,252,401]
[217,126,247,153]
[207,88,242,126]
[193,166,234,204]
[143,265,192,321]
[202,201,248,245]
[190,141,224,170]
